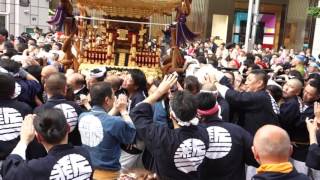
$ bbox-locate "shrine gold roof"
[77,0,180,18]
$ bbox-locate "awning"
[76,0,180,18]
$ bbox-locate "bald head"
[201,83,217,92]
[283,78,303,99]
[253,125,292,164]
[41,65,59,83]
[67,73,85,90]
[45,73,67,97]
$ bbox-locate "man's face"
[0,35,5,44]
[303,84,319,104]
[244,74,261,92]
[86,77,97,90]
[41,71,51,84]
[224,73,234,85]
[105,93,115,111]
[308,66,319,73]
[122,74,136,92]
[290,59,299,66]
[283,81,300,99]
[254,56,262,63]
[67,77,76,89]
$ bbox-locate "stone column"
[312,1,320,59]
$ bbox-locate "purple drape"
[47,6,66,32]
[176,14,197,45]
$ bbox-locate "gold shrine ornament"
[117,29,129,41]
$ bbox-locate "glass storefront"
[233,11,276,49]
[232,0,318,51]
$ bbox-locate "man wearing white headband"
[196,91,258,180]
[86,67,107,90]
[130,74,209,179]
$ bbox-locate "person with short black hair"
[184,75,201,95]
[32,73,83,159]
[305,103,320,170]
[211,68,281,179]
[120,69,148,170]
[78,82,136,179]
[0,59,42,108]
[290,79,320,178]
[130,74,209,179]
[1,109,93,180]
[0,72,32,179]
[267,85,283,103]
[67,73,88,106]
[0,28,8,55]
[0,29,8,41]
[196,91,258,180]
[1,41,17,59]
[213,69,279,135]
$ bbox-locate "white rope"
[75,16,171,26]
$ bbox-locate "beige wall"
[286,0,309,50]
[211,15,229,42]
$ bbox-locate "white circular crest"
[174,138,206,173]
[78,115,104,147]
[206,126,232,159]
[12,82,21,99]
[0,107,23,141]
[54,103,78,131]
[50,154,92,180]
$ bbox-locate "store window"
[0,16,5,29]
[303,0,319,49]
[20,0,30,7]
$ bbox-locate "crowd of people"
[0,26,320,180]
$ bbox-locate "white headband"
[170,107,199,127]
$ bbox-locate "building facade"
[312,1,320,58]
[0,0,49,36]
[202,0,319,51]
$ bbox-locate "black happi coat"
[225,89,279,135]
[1,144,93,180]
[0,100,32,161]
[306,143,320,170]
[292,104,314,162]
[199,116,258,180]
[28,95,83,159]
[279,97,314,162]
[279,96,301,139]
[14,78,42,108]
[131,103,209,180]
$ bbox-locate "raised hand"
[20,114,36,145]
[156,73,178,96]
[203,73,218,85]
[115,94,129,114]
[306,117,319,145]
